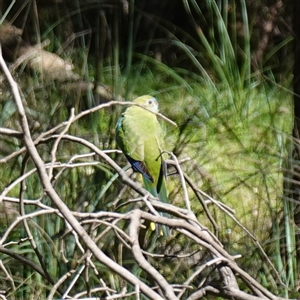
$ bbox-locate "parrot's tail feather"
[143,176,170,237]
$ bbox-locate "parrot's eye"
[148,100,153,104]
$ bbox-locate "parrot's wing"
[116,115,127,153]
[125,154,154,183]
[116,113,144,159]
[116,114,154,183]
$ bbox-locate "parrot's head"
[133,95,158,113]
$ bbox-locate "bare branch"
[0,127,23,138]
[130,210,178,300]
[0,46,170,300]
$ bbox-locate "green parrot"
[116,95,169,236]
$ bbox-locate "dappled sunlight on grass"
[126,71,292,255]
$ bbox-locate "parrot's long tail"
[143,178,170,237]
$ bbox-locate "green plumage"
[116,95,169,235]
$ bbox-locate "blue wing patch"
[125,155,154,183]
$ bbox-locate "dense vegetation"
[0,0,297,299]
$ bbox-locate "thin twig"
[0,127,23,138]
[0,260,15,292]
[0,246,54,284]
[182,171,219,235]
[177,257,226,299]
[48,108,75,180]
[62,265,85,299]
[167,152,191,212]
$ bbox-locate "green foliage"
[0,0,296,298]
